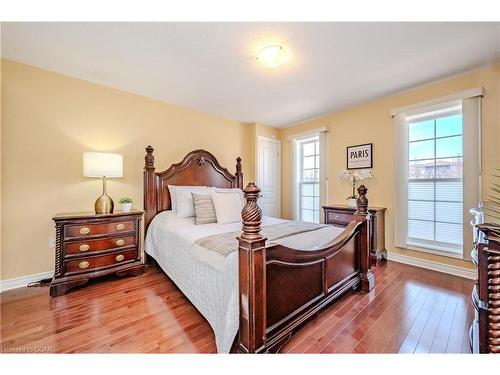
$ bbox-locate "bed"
[143,147,375,353]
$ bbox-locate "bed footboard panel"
[266,233,359,330]
[266,258,324,329]
[263,232,361,351]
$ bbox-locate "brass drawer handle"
[79,244,90,252]
[79,227,90,235]
[116,223,125,231]
[115,239,125,246]
[79,261,90,269]
[115,254,125,262]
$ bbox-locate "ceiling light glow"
[256,45,288,68]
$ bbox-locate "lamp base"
[95,193,114,214]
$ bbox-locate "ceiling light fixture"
[256,45,288,68]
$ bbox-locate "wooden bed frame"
[143,146,375,353]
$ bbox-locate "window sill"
[405,241,463,260]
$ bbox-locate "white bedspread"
[145,211,344,353]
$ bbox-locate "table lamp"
[83,152,123,214]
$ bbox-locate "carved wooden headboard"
[143,146,243,230]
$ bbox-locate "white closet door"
[257,136,281,218]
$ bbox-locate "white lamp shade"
[83,152,123,178]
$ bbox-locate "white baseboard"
[0,271,53,292]
[386,252,477,280]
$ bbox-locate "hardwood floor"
[0,261,473,354]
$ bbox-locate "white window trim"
[392,90,482,260]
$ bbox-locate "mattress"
[144,211,344,353]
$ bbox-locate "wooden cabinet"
[323,205,386,266]
[470,224,500,353]
[50,211,145,297]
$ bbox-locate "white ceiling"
[2,22,500,127]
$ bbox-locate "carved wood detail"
[354,185,375,292]
[488,253,500,353]
[238,183,267,353]
[54,223,63,278]
[472,224,500,353]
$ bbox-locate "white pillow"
[167,185,177,212]
[212,192,244,224]
[176,186,215,218]
[214,187,245,206]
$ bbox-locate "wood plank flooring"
[0,261,473,354]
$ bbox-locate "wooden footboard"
[237,183,375,353]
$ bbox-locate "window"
[406,106,463,254]
[291,127,329,224]
[393,89,482,260]
[298,136,320,223]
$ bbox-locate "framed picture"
[347,143,373,169]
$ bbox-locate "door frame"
[256,135,281,218]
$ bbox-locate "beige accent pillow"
[192,193,217,225]
[176,186,215,218]
[212,192,244,224]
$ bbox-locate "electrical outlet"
[48,236,55,249]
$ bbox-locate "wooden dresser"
[323,205,386,266]
[50,211,145,297]
[470,223,500,353]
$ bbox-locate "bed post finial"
[356,184,368,214]
[238,182,267,353]
[144,145,157,237]
[145,145,155,170]
[241,182,262,241]
[235,157,243,189]
[354,185,374,292]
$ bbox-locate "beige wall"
[280,63,500,270]
[2,58,499,280]
[1,59,254,280]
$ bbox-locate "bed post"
[238,182,267,353]
[235,157,243,189]
[354,185,375,292]
[144,145,157,231]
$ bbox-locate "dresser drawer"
[64,249,137,275]
[325,211,353,225]
[64,235,136,256]
[64,220,135,239]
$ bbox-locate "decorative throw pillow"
[192,193,217,225]
[212,192,244,224]
[167,185,177,212]
[214,187,245,206]
[176,186,215,218]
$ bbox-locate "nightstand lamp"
[83,152,123,214]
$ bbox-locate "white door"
[257,136,281,218]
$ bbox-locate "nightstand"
[323,205,387,266]
[50,210,145,297]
